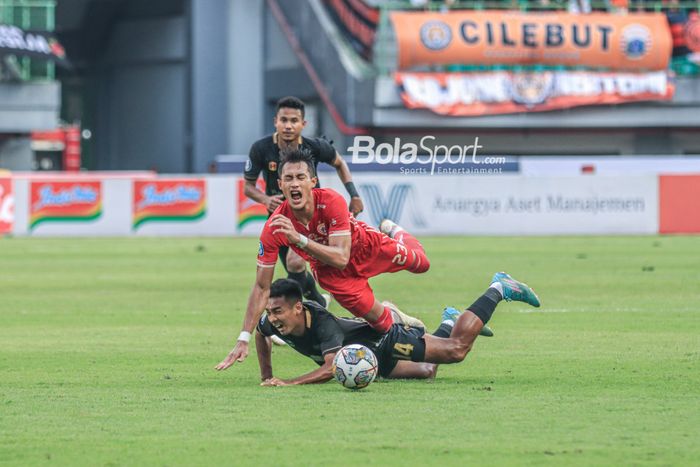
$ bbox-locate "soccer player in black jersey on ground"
[243,96,364,306]
[254,276,540,386]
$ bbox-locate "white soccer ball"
[332,344,378,390]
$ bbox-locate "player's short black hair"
[279,148,316,178]
[270,278,304,306]
[276,96,305,118]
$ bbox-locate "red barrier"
[0,177,13,234]
[659,175,700,234]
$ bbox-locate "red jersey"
[257,188,376,270]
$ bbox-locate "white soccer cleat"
[379,219,403,238]
[322,293,332,309]
[270,335,287,346]
[382,300,426,330]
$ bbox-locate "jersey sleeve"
[244,142,264,181]
[316,138,338,165]
[256,314,274,336]
[325,190,351,238]
[257,219,285,268]
[314,314,345,356]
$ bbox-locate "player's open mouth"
[290,190,302,201]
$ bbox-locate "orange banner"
[391,11,672,71]
[659,175,700,234]
[396,71,674,116]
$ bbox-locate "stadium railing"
[0,0,56,81]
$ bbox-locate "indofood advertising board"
[8,173,663,236]
[131,178,238,236]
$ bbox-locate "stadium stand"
[0,0,61,170]
[270,0,700,155]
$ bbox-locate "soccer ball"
[332,344,378,390]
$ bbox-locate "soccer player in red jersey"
[216,149,430,371]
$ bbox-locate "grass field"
[1,236,699,466]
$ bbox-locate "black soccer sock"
[302,271,326,305]
[467,291,500,325]
[286,271,307,290]
[288,271,325,305]
[484,286,503,303]
[432,322,453,338]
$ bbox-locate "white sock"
[489,282,503,295]
[441,319,455,327]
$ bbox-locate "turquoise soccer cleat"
[442,307,494,337]
[492,272,541,308]
[441,306,461,324]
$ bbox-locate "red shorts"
[312,229,429,318]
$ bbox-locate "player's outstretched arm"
[255,331,274,381]
[215,266,275,371]
[261,352,336,386]
[269,214,351,269]
[330,153,364,216]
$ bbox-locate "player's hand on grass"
[215,341,249,370]
[349,197,364,217]
[269,214,301,244]
[261,377,291,387]
[265,195,284,212]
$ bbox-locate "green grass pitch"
[1,236,699,466]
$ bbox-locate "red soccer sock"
[367,306,394,334]
[395,231,430,273]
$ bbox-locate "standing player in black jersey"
[254,274,540,386]
[244,96,364,305]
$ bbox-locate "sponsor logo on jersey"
[258,241,264,256]
[308,233,328,245]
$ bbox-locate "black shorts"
[376,324,427,377]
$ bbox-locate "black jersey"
[244,133,337,198]
[256,300,385,365]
